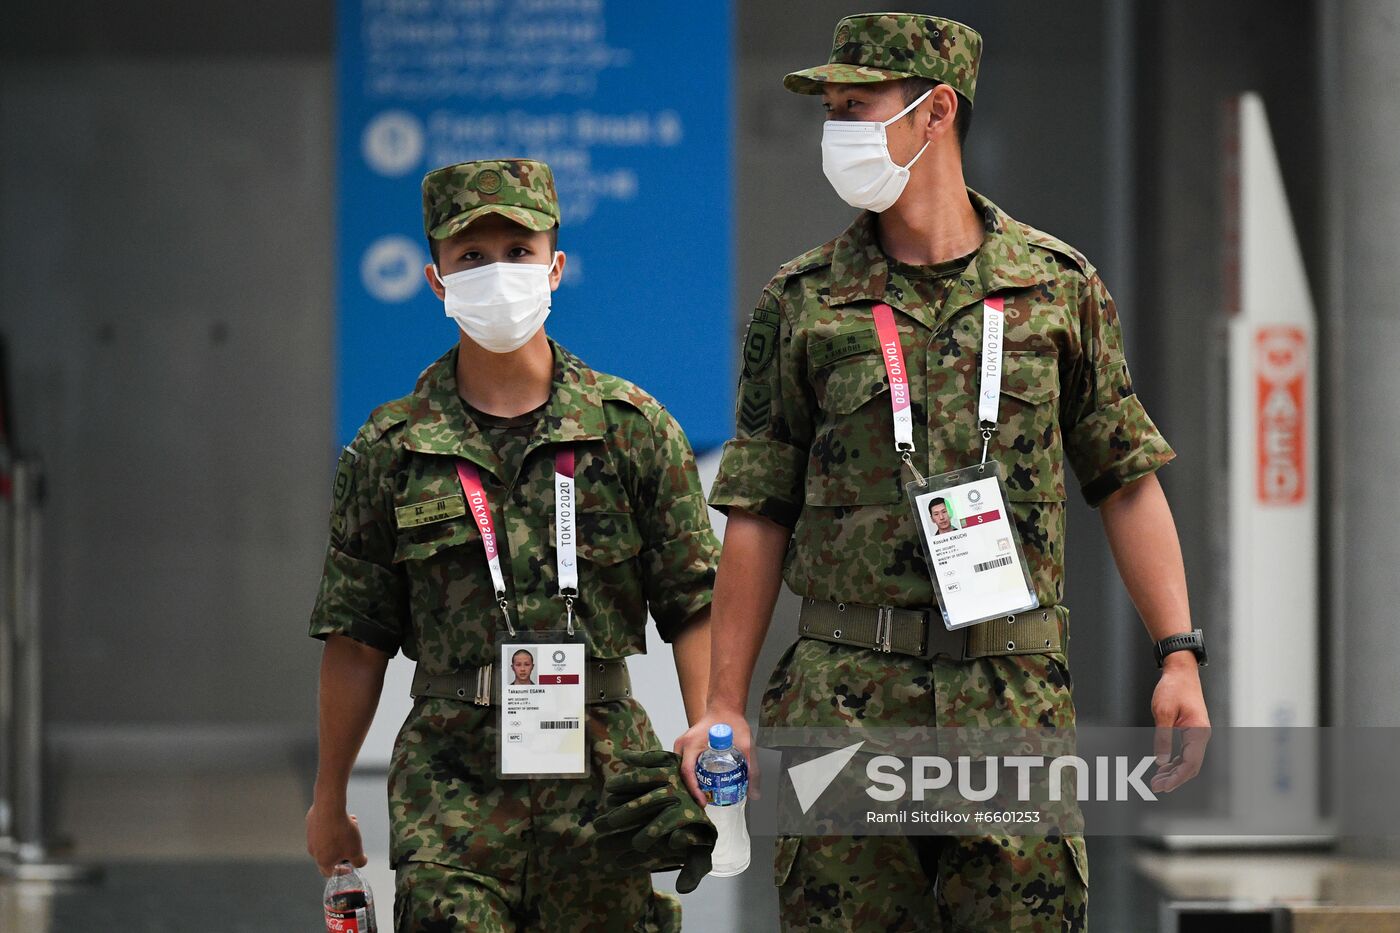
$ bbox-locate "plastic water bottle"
[696,723,751,876]
[324,861,378,932]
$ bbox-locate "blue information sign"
[336,1,734,450]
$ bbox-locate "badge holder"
[496,605,590,781]
[905,459,1039,631]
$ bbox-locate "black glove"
[590,748,717,893]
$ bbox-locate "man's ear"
[549,251,567,290]
[926,84,959,141]
[424,263,445,300]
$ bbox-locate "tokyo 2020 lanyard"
[554,448,579,633]
[886,295,1039,629]
[977,297,1005,464]
[457,447,580,638]
[873,297,1006,481]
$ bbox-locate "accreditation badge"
[497,629,589,779]
[906,461,1039,630]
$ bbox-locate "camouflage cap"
[421,159,560,240]
[784,12,983,106]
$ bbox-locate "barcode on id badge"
[541,720,580,730]
[974,556,1014,573]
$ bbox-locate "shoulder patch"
[737,381,773,437]
[742,302,781,378]
[1019,222,1096,278]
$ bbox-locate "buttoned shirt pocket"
[391,518,474,564]
[804,352,904,506]
[576,510,643,567]
[996,350,1067,501]
[574,510,647,657]
[388,517,489,666]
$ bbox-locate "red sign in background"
[1255,326,1307,505]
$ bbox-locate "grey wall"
[1,16,335,754]
[1326,1,1400,728]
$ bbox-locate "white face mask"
[434,255,557,354]
[821,88,934,213]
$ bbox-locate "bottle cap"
[708,723,733,750]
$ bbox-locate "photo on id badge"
[498,637,587,779]
[910,463,1038,631]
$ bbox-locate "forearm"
[1099,474,1194,663]
[708,509,789,713]
[669,606,712,725]
[313,634,390,804]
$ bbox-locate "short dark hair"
[427,223,559,266]
[901,78,972,152]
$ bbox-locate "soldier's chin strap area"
[872,297,1006,482]
[456,447,582,637]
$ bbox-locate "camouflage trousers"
[388,696,681,931]
[763,636,1089,932]
[393,860,681,932]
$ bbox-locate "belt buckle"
[475,662,494,706]
[876,606,894,653]
[922,610,966,662]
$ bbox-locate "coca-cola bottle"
[324,861,378,933]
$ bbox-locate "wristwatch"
[1154,629,1207,668]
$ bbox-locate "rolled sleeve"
[636,408,720,643]
[307,431,409,655]
[1062,274,1177,508]
[708,437,807,527]
[707,288,813,528]
[309,546,408,654]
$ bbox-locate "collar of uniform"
[402,338,607,473]
[827,188,1048,319]
[942,188,1046,316]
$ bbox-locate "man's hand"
[1149,655,1211,793]
[674,710,757,807]
[303,795,366,874]
[306,798,368,877]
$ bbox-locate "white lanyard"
[456,447,580,637]
[554,448,579,631]
[872,297,1006,479]
[977,297,1005,463]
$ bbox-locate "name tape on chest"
[394,494,468,529]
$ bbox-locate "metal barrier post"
[0,454,14,856]
[1,458,96,881]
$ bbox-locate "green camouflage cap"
[421,159,560,240]
[784,12,983,106]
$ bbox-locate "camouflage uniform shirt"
[709,189,1175,610]
[309,339,719,870]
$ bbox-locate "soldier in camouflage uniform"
[677,12,1211,932]
[305,159,720,931]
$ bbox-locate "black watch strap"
[1154,629,1207,667]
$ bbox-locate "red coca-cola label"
[325,905,366,932]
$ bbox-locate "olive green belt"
[411,658,632,707]
[799,598,1065,660]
